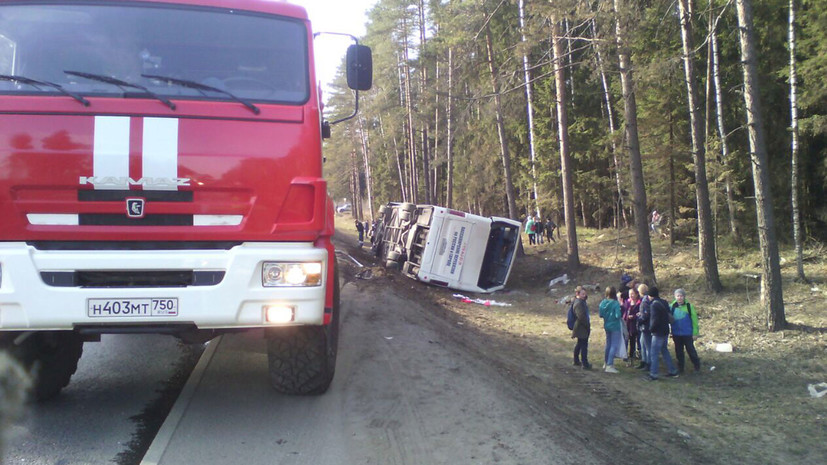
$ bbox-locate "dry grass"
[502,229,827,464]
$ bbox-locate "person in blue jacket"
[599,286,622,374]
[671,288,701,373]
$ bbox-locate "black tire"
[400,202,416,213]
[386,259,400,270]
[386,250,401,261]
[0,331,84,401]
[266,265,340,395]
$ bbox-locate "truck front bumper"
[0,242,328,331]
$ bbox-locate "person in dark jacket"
[671,288,701,373]
[570,286,592,369]
[355,220,364,244]
[636,283,651,370]
[647,287,678,380]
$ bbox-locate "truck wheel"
[266,266,339,395]
[0,331,84,401]
[386,259,400,270]
[400,202,416,213]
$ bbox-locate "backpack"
[566,303,576,330]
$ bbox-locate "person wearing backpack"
[646,287,679,381]
[671,288,701,373]
[570,286,592,369]
[599,286,623,373]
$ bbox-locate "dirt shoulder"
[334,217,826,465]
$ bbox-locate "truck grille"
[40,270,225,288]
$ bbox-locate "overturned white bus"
[371,203,520,293]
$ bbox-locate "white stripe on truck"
[93,116,130,190]
[141,118,179,191]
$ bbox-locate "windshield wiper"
[64,70,176,110]
[141,74,260,115]
[0,74,90,106]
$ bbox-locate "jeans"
[650,334,677,378]
[528,233,536,245]
[574,338,589,365]
[640,331,652,366]
[672,335,701,372]
[604,330,622,366]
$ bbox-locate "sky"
[291,0,378,90]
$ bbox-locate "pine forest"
[321,0,827,331]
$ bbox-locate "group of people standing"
[569,278,701,381]
[524,216,558,245]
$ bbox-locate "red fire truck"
[0,0,371,399]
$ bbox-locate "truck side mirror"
[346,44,372,91]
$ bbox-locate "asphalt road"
[3,334,202,465]
[142,271,603,465]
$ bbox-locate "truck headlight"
[262,262,323,287]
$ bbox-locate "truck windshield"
[0,3,309,105]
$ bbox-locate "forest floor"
[335,215,827,464]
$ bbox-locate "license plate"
[87,298,179,317]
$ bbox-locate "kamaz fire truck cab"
[0,0,371,399]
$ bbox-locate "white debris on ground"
[547,274,570,288]
[807,382,827,398]
[452,294,512,307]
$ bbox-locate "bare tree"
[446,47,455,208]
[613,0,655,282]
[483,19,519,219]
[400,18,419,203]
[519,0,541,218]
[788,0,807,282]
[591,18,628,229]
[735,0,786,330]
[358,115,375,221]
[710,18,741,242]
[677,0,722,291]
[552,16,580,268]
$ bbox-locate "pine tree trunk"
[789,0,807,282]
[552,17,580,268]
[735,0,786,331]
[677,0,722,291]
[484,21,519,220]
[417,0,432,205]
[401,18,418,204]
[613,0,655,282]
[519,0,541,218]
[358,115,374,221]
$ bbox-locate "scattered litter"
[452,294,512,307]
[384,336,394,340]
[710,366,716,371]
[715,343,733,353]
[558,295,572,305]
[677,430,692,439]
[811,286,820,292]
[808,382,827,398]
[355,269,373,280]
[547,274,570,288]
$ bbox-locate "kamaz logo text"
[79,176,191,188]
